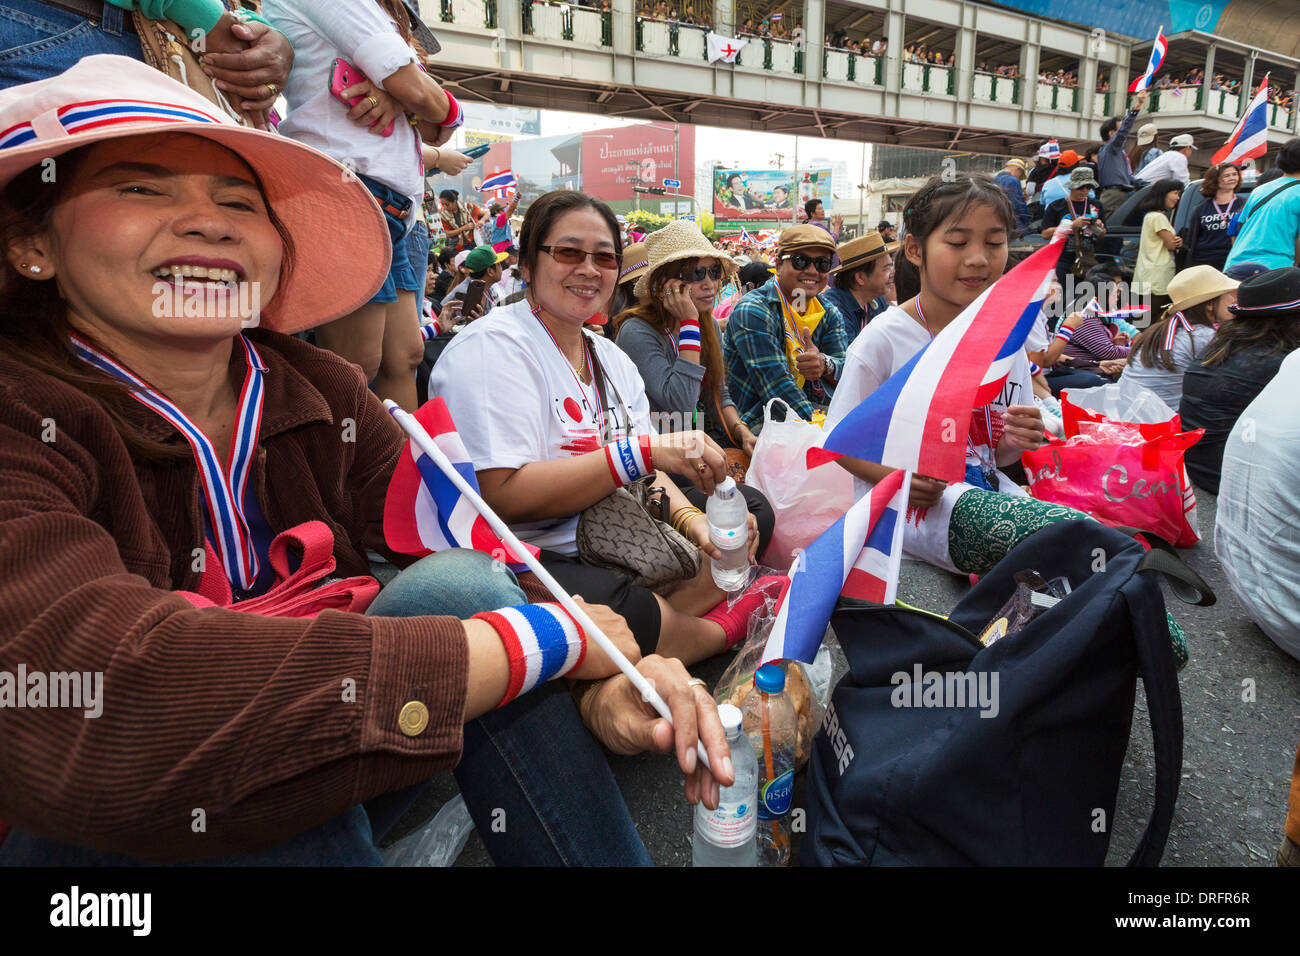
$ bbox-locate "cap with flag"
[808,235,1064,480]
[1211,76,1270,165]
[384,397,538,570]
[1128,27,1167,94]
[761,469,908,665]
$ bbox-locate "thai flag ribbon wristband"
[1054,326,1075,344]
[604,435,654,487]
[439,90,464,129]
[677,318,702,353]
[473,604,588,707]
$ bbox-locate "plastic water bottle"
[707,476,750,591]
[742,664,797,866]
[692,704,758,867]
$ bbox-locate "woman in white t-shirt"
[826,174,1088,575]
[432,192,778,665]
[1121,265,1237,412]
[264,0,464,411]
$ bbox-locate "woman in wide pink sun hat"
[0,56,728,867]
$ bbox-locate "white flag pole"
[383,400,713,773]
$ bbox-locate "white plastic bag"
[747,398,855,571]
[379,794,475,867]
[1059,380,1177,425]
[1215,350,1300,660]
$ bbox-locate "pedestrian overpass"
[417,0,1299,161]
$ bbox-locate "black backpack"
[802,520,1212,867]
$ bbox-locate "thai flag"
[739,226,754,242]
[771,12,782,21]
[1128,28,1167,94]
[384,397,538,570]
[1211,77,1271,165]
[761,470,908,664]
[481,169,517,193]
[1043,139,1060,160]
[808,235,1064,481]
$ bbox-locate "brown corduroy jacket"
[0,330,510,862]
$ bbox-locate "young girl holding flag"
[825,174,1091,577]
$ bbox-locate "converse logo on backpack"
[821,702,855,776]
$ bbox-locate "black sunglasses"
[540,245,622,270]
[784,252,834,273]
[680,264,724,282]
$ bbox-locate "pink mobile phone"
[328,57,396,137]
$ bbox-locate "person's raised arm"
[728,298,818,424]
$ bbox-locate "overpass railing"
[972,70,1022,106]
[823,49,884,86]
[1129,87,1296,133]
[523,1,612,47]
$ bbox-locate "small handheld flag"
[1211,76,1270,166]
[481,169,517,193]
[1129,27,1167,94]
[383,399,713,772]
[809,236,1064,481]
[761,469,908,665]
[383,398,537,569]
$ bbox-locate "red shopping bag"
[1023,429,1204,547]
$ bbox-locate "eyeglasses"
[783,252,834,273]
[540,245,621,270]
[680,264,724,282]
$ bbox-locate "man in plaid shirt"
[723,225,849,428]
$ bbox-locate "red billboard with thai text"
[580,124,696,202]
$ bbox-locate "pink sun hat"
[0,55,390,334]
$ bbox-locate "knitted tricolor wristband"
[677,318,702,353]
[605,435,654,487]
[439,90,464,129]
[1029,361,1041,376]
[473,604,587,708]
[1054,326,1075,343]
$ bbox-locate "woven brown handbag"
[132,2,263,126]
[575,335,701,591]
[576,477,701,591]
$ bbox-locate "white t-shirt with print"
[825,304,1033,572]
[429,298,653,554]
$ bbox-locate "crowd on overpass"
[0,0,1298,872]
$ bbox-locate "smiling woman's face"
[30,134,283,346]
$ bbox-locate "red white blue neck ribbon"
[70,333,267,591]
[1163,311,1195,350]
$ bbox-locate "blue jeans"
[0,1,142,89]
[0,550,649,866]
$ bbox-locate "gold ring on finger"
[366,95,379,109]
[266,83,279,97]
[686,678,708,689]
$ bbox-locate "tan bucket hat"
[634,219,734,299]
[1166,265,1239,316]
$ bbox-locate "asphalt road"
[381,492,1300,867]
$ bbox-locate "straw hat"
[831,230,898,274]
[0,56,389,334]
[633,219,734,300]
[618,242,649,286]
[1166,265,1239,316]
